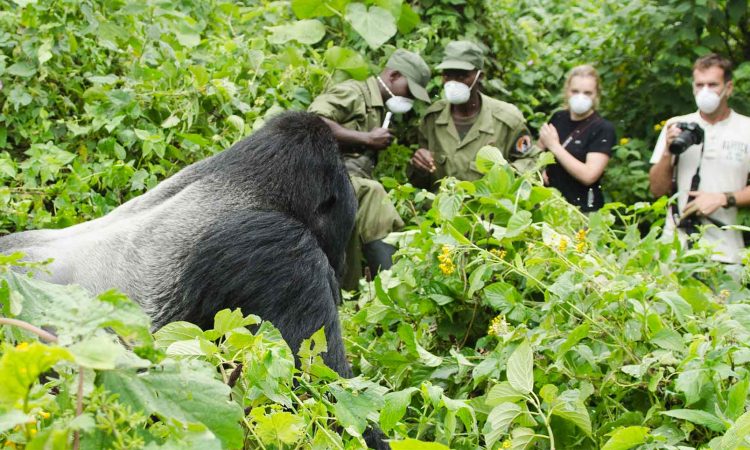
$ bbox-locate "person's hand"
[542,169,550,186]
[411,148,436,173]
[682,191,727,217]
[664,123,682,155]
[539,123,561,154]
[367,127,394,150]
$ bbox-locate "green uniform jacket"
[418,93,537,184]
[308,77,385,178]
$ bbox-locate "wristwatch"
[724,192,737,208]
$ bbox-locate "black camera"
[669,122,704,155]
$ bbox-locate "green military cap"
[436,41,484,71]
[386,49,432,103]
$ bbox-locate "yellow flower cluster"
[654,119,667,131]
[15,342,29,351]
[487,315,509,337]
[503,439,512,448]
[438,245,455,275]
[619,137,630,146]
[490,248,507,259]
[558,236,569,252]
[575,228,589,252]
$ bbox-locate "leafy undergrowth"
[2,148,750,449]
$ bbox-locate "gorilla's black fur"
[0,112,389,448]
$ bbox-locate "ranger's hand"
[411,148,436,173]
[367,127,394,150]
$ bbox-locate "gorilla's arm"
[159,210,352,377]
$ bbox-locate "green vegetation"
[2,0,750,449]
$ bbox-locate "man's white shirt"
[650,110,750,264]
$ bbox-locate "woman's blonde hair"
[563,64,601,109]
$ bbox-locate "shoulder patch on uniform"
[514,134,532,154]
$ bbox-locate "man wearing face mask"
[649,53,750,267]
[309,49,432,289]
[410,41,537,188]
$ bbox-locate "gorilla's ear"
[316,194,337,215]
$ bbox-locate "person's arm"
[538,123,610,186]
[648,123,681,197]
[683,186,750,217]
[319,117,392,150]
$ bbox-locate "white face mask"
[443,71,481,104]
[695,87,722,114]
[569,93,593,115]
[377,76,414,114]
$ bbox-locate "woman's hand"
[539,123,562,154]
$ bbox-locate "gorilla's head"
[209,111,356,276]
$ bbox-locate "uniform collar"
[366,77,385,108]
[435,93,495,147]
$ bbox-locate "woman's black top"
[546,110,616,212]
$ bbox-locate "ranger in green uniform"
[411,41,537,188]
[309,49,431,289]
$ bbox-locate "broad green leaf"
[380,387,418,433]
[656,291,692,325]
[437,193,462,221]
[661,409,726,432]
[0,342,73,407]
[266,20,326,45]
[675,369,707,405]
[601,426,650,450]
[483,402,521,448]
[204,308,260,340]
[161,115,180,129]
[291,0,345,18]
[68,335,126,369]
[726,377,749,420]
[4,272,152,347]
[551,397,593,436]
[0,410,33,433]
[510,427,536,449]
[100,359,244,449]
[476,145,507,173]
[558,323,589,357]
[345,4,397,50]
[254,411,305,446]
[539,384,559,404]
[416,343,443,367]
[390,439,450,450]
[7,61,36,77]
[154,321,204,349]
[396,3,420,34]
[467,263,490,297]
[324,46,369,80]
[507,340,534,394]
[486,381,526,406]
[330,384,384,436]
[718,410,750,450]
[505,211,532,239]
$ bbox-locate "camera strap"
[671,142,727,235]
[561,112,602,149]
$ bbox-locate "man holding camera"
[649,54,750,265]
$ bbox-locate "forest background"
[1,0,750,449]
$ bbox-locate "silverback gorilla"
[0,111,389,449]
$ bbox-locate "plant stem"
[0,317,58,342]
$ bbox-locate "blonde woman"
[538,65,616,211]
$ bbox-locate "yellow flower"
[488,315,509,337]
[575,228,589,242]
[39,411,50,419]
[660,120,666,126]
[490,248,506,259]
[575,241,586,253]
[558,236,569,252]
[29,428,37,436]
[654,123,663,132]
[438,245,455,274]
[619,137,629,146]
[503,439,512,448]
[15,342,29,351]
